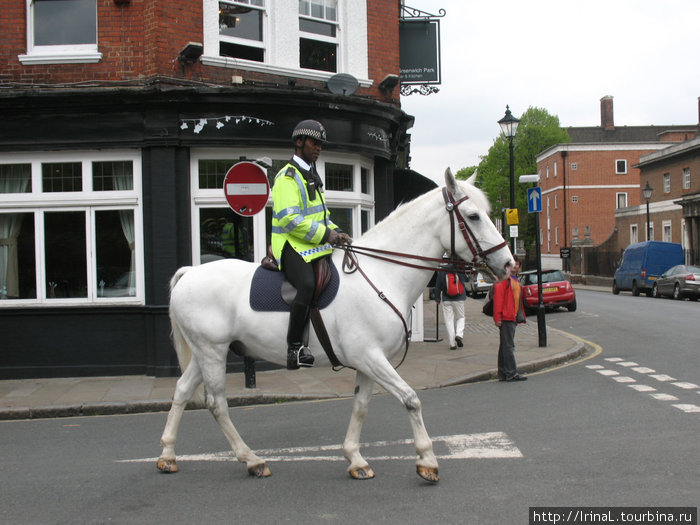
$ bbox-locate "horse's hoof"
[157,458,178,473]
[348,465,375,480]
[416,465,439,483]
[248,463,272,478]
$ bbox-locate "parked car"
[466,272,492,298]
[518,269,577,312]
[612,241,684,297]
[652,265,700,300]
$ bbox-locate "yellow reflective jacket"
[271,162,338,267]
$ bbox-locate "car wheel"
[652,283,659,298]
[567,298,577,312]
[632,281,640,296]
[673,283,681,300]
[612,281,620,295]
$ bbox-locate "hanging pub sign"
[223,161,270,217]
[399,19,442,86]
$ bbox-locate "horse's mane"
[358,180,491,243]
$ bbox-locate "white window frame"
[201,0,371,86]
[18,0,102,65]
[0,150,144,307]
[663,173,671,193]
[682,167,690,189]
[616,192,627,209]
[217,0,267,62]
[189,148,374,265]
[630,224,638,245]
[662,220,672,243]
[615,159,627,174]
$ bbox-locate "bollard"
[244,356,256,388]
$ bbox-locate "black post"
[244,356,256,388]
[534,211,547,347]
[508,137,516,254]
[646,200,651,241]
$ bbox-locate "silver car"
[466,272,493,298]
[652,265,700,300]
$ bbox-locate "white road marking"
[604,358,624,362]
[672,382,699,390]
[118,432,523,464]
[628,385,656,392]
[632,367,656,374]
[650,374,676,382]
[613,376,636,383]
[597,369,619,376]
[586,365,604,370]
[617,362,639,367]
[672,404,700,414]
[649,393,678,401]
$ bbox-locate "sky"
[400,0,700,184]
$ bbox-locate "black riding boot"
[286,303,315,370]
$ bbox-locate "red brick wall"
[539,148,658,252]
[1,1,398,104]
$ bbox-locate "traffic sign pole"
[520,179,546,347]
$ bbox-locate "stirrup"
[287,343,314,370]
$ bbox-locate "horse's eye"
[468,213,480,221]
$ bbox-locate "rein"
[330,185,508,370]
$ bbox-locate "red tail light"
[685,275,695,281]
[641,269,647,278]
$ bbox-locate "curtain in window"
[113,173,135,290]
[0,172,30,298]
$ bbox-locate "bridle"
[330,186,509,370]
[441,186,508,266]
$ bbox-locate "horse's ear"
[466,169,477,186]
[444,167,462,197]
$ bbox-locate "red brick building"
[536,96,697,269]
[0,0,418,378]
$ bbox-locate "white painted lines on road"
[591,358,700,417]
[118,432,523,465]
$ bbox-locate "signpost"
[519,176,547,347]
[223,161,270,217]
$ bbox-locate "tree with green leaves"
[474,106,570,255]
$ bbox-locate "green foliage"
[473,106,570,252]
[455,166,478,181]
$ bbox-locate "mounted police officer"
[271,119,350,370]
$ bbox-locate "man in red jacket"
[492,257,528,381]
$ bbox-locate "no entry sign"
[223,161,270,216]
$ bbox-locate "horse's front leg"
[343,371,376,480]
[359,353,439,483]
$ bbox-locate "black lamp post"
[498,105,520,254]
[642,181,653,240]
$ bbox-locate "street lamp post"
[498,105,520,255]
[642,181,653,241]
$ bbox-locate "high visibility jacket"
[271,162,338,267]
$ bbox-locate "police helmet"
[292,119,327,143]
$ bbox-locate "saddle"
[250,248,344,368]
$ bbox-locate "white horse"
[157,168,513,482]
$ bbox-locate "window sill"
[201,55,372,87]
[18,51,103,65]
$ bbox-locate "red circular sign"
[223,162,270,216]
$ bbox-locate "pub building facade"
[0,0,426,378]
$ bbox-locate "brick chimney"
[600,96,614,130]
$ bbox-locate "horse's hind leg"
[357,353,439,483]
[157,357,203,473]
[343,371,376,479]
[200,356,271,478]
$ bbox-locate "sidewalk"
[0,290,598,420]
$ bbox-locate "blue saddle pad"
[249,260,340,312]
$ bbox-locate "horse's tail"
[169,266,205,406]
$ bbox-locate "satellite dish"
[327,73,359,96]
